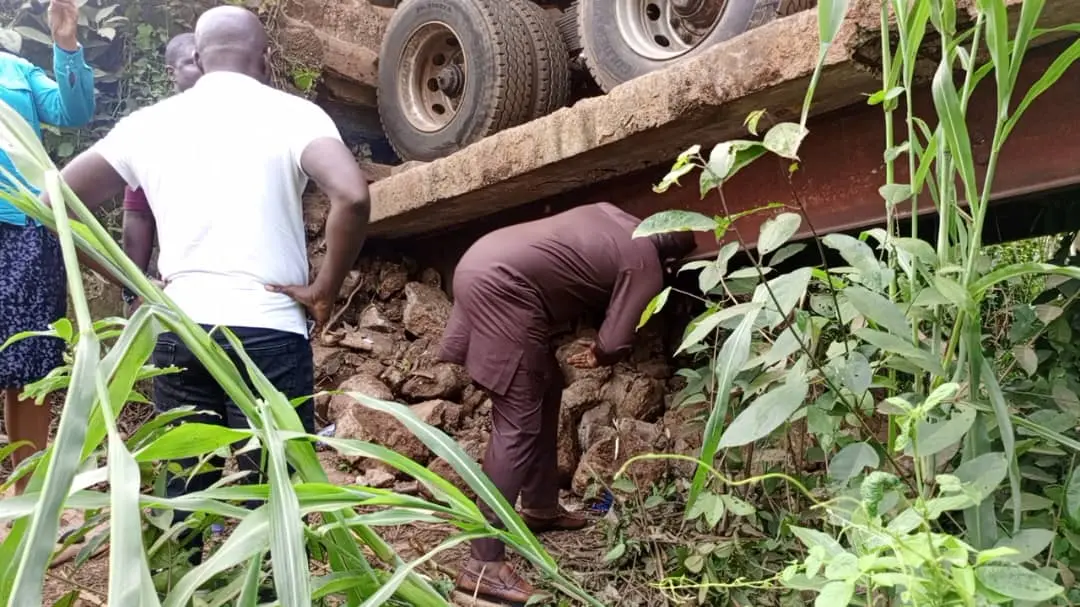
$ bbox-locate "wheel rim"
[614,0,728,61]
[397,22,467,133]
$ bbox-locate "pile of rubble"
[304,194,703,497]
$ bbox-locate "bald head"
[165,33,199,92]
[194,6,269,82]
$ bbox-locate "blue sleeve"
[26,45,96,128]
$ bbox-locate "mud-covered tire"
[509,0,572,120]
[377,0,534,161]
[578,0,769,93]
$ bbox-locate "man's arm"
[593,265,664,366]
[51,151,132,287]
[301,138,369,304]
[121,188,155,273]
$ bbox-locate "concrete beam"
[368,0,1080,239]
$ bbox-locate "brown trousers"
[472,353,563,562]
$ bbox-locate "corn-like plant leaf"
[931,54,979,211]
[1004,37,1080,142]
[359,533,483,607]
[689,308,761,508]
[135,424,253,462]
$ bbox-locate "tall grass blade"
[9,172,106,607]
[359,533,483,607]
[690,308,761,507]
[980,354,1021,534]
[260,401,311,607]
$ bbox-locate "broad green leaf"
[753,267,812,329]
[934,275,976,316]
[790,526,846,558]
[954,452,1008,503]
[1012,345,1038,376]
[677,302,763,355]
[840,351,872,395]
[975,565,1064,602]
[718,374,809,448]
[637,287,671,330]
[770,243,806,266]
[757,212,802,256]
[843,286,911,337]
[705,140,767,184]
[1067,468,1080,526]
[891,237,937,266]
[634,210,717,237]
[763,122,809,160]
[1003,493,1054,513]
[744,109,766,135]
[822,233,888,290]
[878,183,913,206]
[721,494,756,517]
[829,442,879,483]
[855,328,943,375]
[993,529,1055,564]
[907,405,976,459]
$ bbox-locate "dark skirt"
[0,222,67,389]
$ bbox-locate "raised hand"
[48,0,79,52]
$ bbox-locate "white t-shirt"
[92,71,343,337]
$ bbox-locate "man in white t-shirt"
[57,5,369,563]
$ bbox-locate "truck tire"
[377,0,534,161]
[510,0,572,120]
[578,0,768,93]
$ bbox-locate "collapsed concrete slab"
[367,0,1080,239]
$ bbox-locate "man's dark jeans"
[151,325,315,564]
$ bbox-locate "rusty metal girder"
[395,37,1080,275]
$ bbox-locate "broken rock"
[578,402,614,451]
[356,467,396,489]
[341,328,397,359]
[402,282,452,340]
[358,304,396,333]
[557,407,579,486]
[560,376,606,418]
[571,419,670,496]
[335,404,432,466]
[400,362,470,402]
[328,373,395,423]
[411,399,463,433]
[377,262,409,300]
[603,371,664,422]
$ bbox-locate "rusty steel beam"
[393,37,1080,277]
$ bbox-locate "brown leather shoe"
[455,560,547,606]
[520,506,588,533]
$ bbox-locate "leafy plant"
[631,0,1080,604]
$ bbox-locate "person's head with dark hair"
[194,6,270,83]
[649,231,697,264]
[165,33,200,93]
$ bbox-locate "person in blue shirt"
[0,0,95,496]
